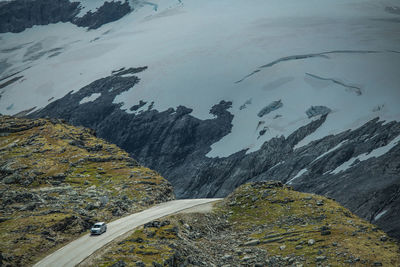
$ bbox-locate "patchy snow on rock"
[126,101,152,115]
[311,140,348,163]
[0,0,399,158]
[269,161,285,171]
[358,134,400,160]
[79,93,101,104]
[258,100,283,117]
[374,209,389,221]
[306,105,331,119]
[287,169,308,185]
[331,134,400,174]
[76,0,130,17]
[331,158,359,175]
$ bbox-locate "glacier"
[1,0,399,158]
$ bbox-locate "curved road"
[34,199,221,267]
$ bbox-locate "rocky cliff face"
[0,115,174,266]
[30,67,400,241]
[0,0,132,33]
[84,182,400,266]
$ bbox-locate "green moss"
[0,116,173,266]
[88,182,400,266]
[94,225,177,266]
[216,182,400,266]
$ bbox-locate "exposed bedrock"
[74,1,131,30]
[0,0,132,33]
[30,68,400,239]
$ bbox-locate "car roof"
[94,222,105,225]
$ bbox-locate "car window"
[93,225,101,228]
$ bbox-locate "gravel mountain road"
[34,199,221,267]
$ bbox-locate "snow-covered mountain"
[1,0,400,151]
[1,0,400,238]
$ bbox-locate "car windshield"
[93,225,101,228]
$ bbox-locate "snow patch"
[365,133,379,141]
[287,168,308,185]
[269,161,285,171]
[331,158,359,174]
[311,140,348,163]
[76,0,129,17]
[120,73,136,78]
[358,134,400,160]
[331,134,400,174]
[79,93,101,104]
[374,209,389,221]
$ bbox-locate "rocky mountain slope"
[29,67,400,241]
[1,0,399,243]
[83,182,400,266]
[0,116,174,266]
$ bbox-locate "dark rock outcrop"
[74,1,131,30]
[0,0,132,33]
[30,67,400,240]
[306,105,331,118]
[0,0,80,33]
[258,100,283,117]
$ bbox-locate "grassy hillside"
[0,116,174,266]
[89,182,400,266]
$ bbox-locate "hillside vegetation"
[88,182,400,266]
[0,116,174,266]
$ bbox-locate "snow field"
[0,0,399,157]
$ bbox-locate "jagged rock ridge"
[30,68,400,240]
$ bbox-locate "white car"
[90,222,107,235]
